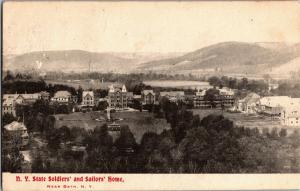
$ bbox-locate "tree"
[208,76,222,87]
[3,70,14,81]
[240,78,248,90]
[289,130,300,148]
[77,86,83,103]
[2,135,24,172]
[204,88,220,108]
[31,152,47,172]
[97,101,108,111]
[2,148,24,172]
[2,113,17,126]
[270,128,279,139]
[47,128,61,151]
[115,125,137,154]
[84,125,114,172]
[59,126,71,143]
[279,128,287,138]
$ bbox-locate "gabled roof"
[242,93,260,104]
[53,91,71,98]
[133,95,142,99]
[219,87,235,96]
[142,90,155,95]
[2,98,15,106]
[108,84,127,93]
[260,96,290,107]
[4,121,27,131]
[82,91,94,98]
[3,94,19,100]
[21,93,41,100]
[40,91,50,95]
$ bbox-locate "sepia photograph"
[1,1,300,190]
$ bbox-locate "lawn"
[190,109,299,135]
[54,111,170,143]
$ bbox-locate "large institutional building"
[107,85,133,110]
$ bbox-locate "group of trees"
[2,79,77,96]
[14,99,73,133]
[208,76,268,94]
[3,71,300,173]
[23,97,300,173]
[272,83,300,98]
[2,71,33,81]
[44,71,202,82]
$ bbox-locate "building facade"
[2,93,42,116]
[236,93,260,114]
[193,88,235,108]
[281,105,300,127]
[159,91,185,102]
[51,91,72,104]
[81,91,95,107]
[259,96,291,116]
[107,85,133,110]
[141,90,156,105]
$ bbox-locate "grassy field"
[190,109,299,134]
[54,111,170,143]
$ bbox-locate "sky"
[3,1,300,55]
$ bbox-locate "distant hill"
[270,57,300,75]
[4,42,300,77]
[138,42,300,75]
[3,50,183,73]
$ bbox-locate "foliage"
[208,76,268,94]
[2,135,24,172]
[204,88,220,108]
[2,113,17,126]
[2,79,77,96]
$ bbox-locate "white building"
[51,91,72,103]
[236,93,260,114]
[141,90,156,105]
[2,93,42,116]
[281,105,300,127]
[81,91,94,107]
[259,96,291,116]
[218,87,235,97]
[3,121,29,147]
[160,91,185,102]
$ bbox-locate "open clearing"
[54,108,298,143]
[54,111,170,143]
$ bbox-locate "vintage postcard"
[1,1,300,190]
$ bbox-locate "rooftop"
[53,91,71,98]
[142,90,155,95]
[4,121,27,131]
[160,91,185,97]
[82,91,94,98]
